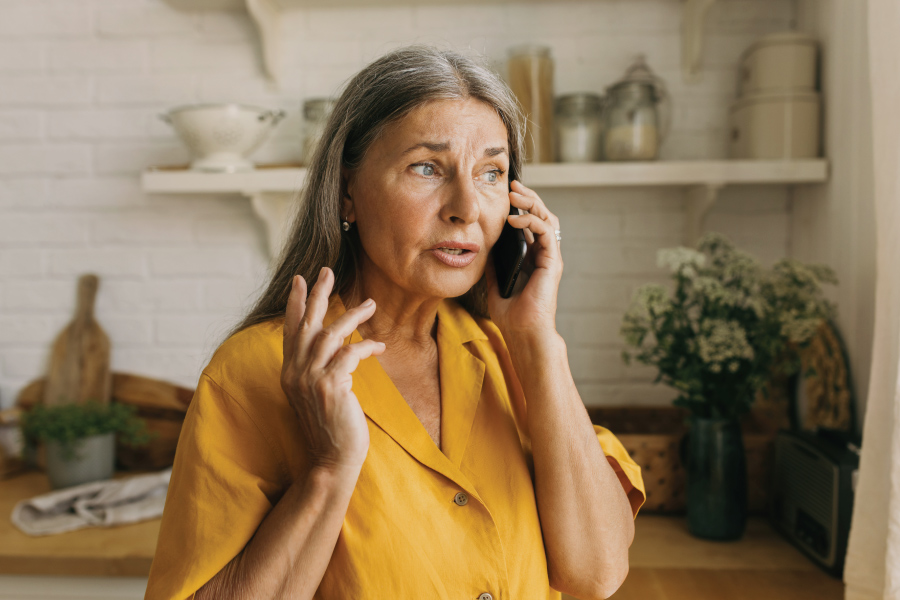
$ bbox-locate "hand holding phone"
[492,181,529,299]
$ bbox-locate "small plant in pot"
[19,400,154,490]
[620,232,837,540]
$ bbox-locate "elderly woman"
[146,46,645,600]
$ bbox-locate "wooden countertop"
[1,470,844,600]
[0,471,159,577]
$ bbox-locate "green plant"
[19,400,155,460]
[620,232,837,420]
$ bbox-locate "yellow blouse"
[145,295,645,600]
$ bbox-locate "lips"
[430,240,480,268]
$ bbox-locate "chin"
[419,270,483,300]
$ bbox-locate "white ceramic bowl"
[161,104,286,172]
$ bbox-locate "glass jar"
[600,55,671,161]
[302,98,336,165]
[507,45,554,163]
[555,93,605,162]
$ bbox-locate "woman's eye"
[481,170,503,184]
[411,163,436,177]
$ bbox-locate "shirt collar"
[323,292,488,497]
[436,297,489,345]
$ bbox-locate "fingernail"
[320,266,327,277]
[363,298,374,307]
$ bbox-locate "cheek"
[358,189,433,256]
[484,198,510,246]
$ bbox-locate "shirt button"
[453,492,468,506]
[477,594,493,600]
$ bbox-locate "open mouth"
[431,246,478,267]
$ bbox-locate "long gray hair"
[228,45,525,338]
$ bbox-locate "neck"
[340,264,441,349]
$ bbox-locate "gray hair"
[227,45,525,338]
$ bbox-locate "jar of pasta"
[507,45,555,163]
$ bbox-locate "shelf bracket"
[246,0,282,85]
[682,0,719,83]
[684,183,723,246]
[248,191,294,258]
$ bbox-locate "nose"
[441,175,481,225]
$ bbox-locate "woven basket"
[587,406,776,514]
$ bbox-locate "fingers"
[508,212,560,256]
[308,298,378,370]
[283,275,307,360]
[300,267,335,336]
[324,339,386,379]
[510,180,560,230]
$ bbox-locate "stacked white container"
[728,32,822,159]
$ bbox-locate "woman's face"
[344,97,511,302]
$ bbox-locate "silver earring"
[341,219,351,231]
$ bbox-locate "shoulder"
[203,317,285,398]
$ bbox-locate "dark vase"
[682,416,747,540]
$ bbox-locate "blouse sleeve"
[594,424,646,519]
[144,373,287,600]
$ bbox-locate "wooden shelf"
[142,159,828,257]
[142,160,828,194]
[162,0,722,85]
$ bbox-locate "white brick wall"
[0,0,797,409]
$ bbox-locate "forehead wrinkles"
[399,102,508,158]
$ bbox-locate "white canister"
[728,91,820,159]
[738,31,818,96]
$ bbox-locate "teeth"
[439,248,465,255]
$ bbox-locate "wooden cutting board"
[42,274,112,406]
[16,373,193,414]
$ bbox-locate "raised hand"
[281,267,385,473]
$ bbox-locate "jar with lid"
[601,55,671,161]
[507,45,555,163]
[302,98,336,165]
[555,93,605,162]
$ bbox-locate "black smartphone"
[492,180,528,299]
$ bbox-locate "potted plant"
[620,232,837,540]
[19,400,154,489]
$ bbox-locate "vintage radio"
[769,429,859,577]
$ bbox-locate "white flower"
[697,319,755,365]
[657,247,706,275]
[629,284,670,317]
[780,316,821,343]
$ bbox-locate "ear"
[340,166,356,223]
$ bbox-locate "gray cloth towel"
[10,468,171,536]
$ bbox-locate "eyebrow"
[401,141,508,158]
